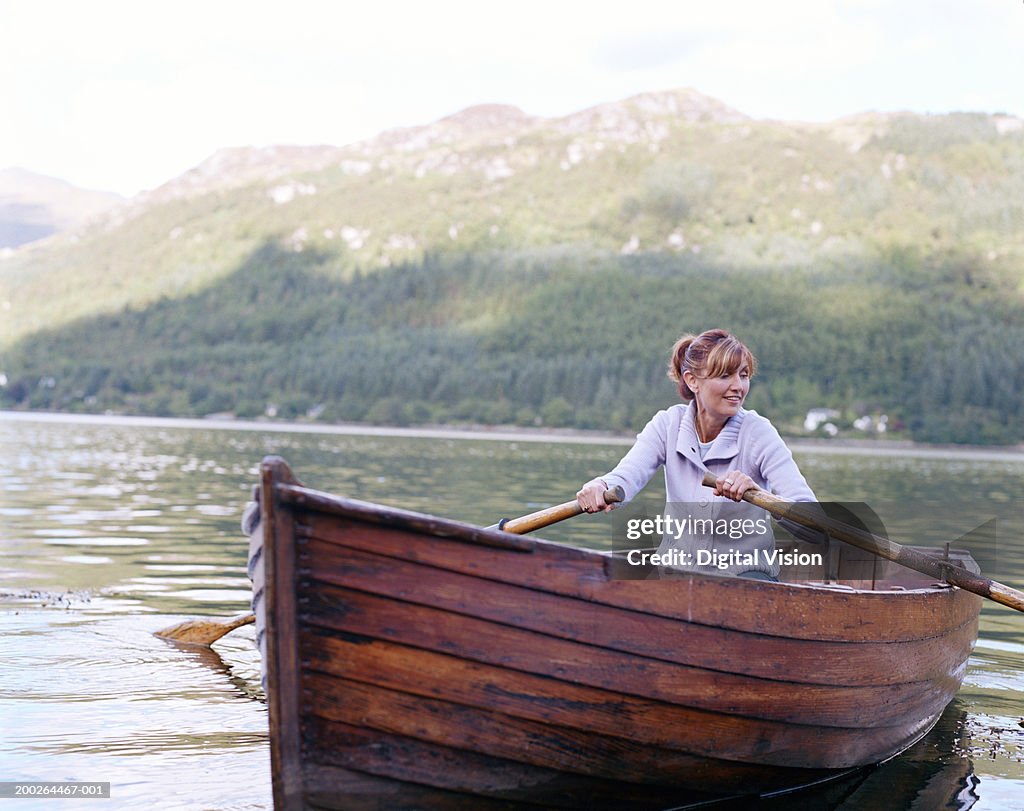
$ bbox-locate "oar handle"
[701,472,1024,613]
[498,486,625,535]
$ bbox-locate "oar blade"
[154,613,255,646]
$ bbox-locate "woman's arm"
[754,420,816,502]
[594,410,671,503]
[752,420,827,544]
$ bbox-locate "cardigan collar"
[676,401,746,467]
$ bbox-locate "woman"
[576,328,816,580]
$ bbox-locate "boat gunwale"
[277,480,983,645]
[277,480,974,598]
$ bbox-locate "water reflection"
[1,414,1023,809]
[779,702,980,810]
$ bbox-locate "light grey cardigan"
[601,402,816,578]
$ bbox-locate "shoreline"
[2,409,1023,461]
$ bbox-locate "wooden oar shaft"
[702,472,1024,613]
[499,486,625,535]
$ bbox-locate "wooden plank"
[299,537,978,687]
[302,672,854,788]
[302,762,543,811]
[301,583,960,728]
[298,510,980,643]
[260,457,305,810]
[304,718,717,810]
[298,625,936,769]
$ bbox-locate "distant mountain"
[2,88,1022,348]
[139,89,746,202]
[2,88,1024,443]
[0,168,124,250]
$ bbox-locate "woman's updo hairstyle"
[668,329,757,402]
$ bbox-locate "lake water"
[1,412,1023,810]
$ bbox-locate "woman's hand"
[714,471,756,502]
[577,478,614,513]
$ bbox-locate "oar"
[157,486,623,646]
[154,612,255,646]
[701,471,1024,613]
[493,485,625,535]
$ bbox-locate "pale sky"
[2,0,1021,197]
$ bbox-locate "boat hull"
[257,457,981,810]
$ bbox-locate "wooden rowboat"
[256,456,982,810]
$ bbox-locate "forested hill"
[1,89,1023,444]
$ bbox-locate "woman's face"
[689,364,750,422]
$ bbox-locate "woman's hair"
[667,329,757,401]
